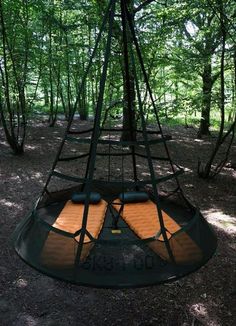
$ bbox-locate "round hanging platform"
[13,185,217,288]
[13,0,217,288]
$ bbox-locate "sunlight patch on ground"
[16,313,39,326]
[204,209,236,235]
[189,303,220,326]
[0,199,22,209]
[183,167,192,172]
[193,138,212,145]
[172,164,193,173]
[10,175,21,181]
[185,183,195,188]
[141,172,150,177]
[25,145,38,150]
[0,140,8,146]
[32,172,43,180]
[14,278,28,288]
[102,135,119,140]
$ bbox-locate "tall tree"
[0,0,31,154]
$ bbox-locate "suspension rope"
[76,0,117,263]
[124,3,181,192]
[41,0,114,197]
[121,0,139,190]
[125,0,175,263]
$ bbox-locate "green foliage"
[0,0,235,152]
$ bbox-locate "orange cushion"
[52,200,107,242]
[41,200,107,268]
[113,199,202,264]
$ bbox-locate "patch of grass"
[161,116,197,127]
[31,103,65,116]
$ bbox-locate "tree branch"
[134,0,161,15]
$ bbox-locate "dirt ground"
[0,119,235,326]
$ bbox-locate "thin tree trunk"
[65,31,72,118]
[198,62,212,137]
[121,0,136,141]
[0,0,27,154]
[198,3,230,178]
[48,19,54,126]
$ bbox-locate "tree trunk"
[65,31,72,118]
[44,84,49,107]
[122,65,136,140]
[79,82,88,120]
[198,62,212,137]
[0,0,27,155]
[48,15,54,126]
[121,0,136,141]
[197,3,233,178]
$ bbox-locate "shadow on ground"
[0,121,235,326]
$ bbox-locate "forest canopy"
[0,0,235,169]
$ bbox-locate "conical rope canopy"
[13,0,217,288]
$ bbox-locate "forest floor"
[0,119,235,326]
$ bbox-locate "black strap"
[40,0,113,197]
[125,1,175,263]
[52,169,183,186]
[124,2,181,191]
[68,128,94,135]
[76,0,117,262]
[59,152,169,162]
[66,135,171,145]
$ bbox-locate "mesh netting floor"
[14,188,217,288]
